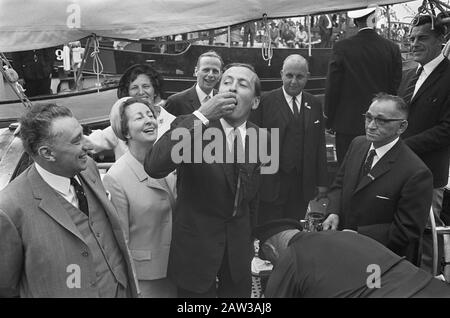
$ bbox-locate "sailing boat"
[0,0,412,127]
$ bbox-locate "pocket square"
[106,190,112,200]
[304,102,311,109]
[376,195,390,200]
[314,120,320,124]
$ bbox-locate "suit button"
[91,281,97,287]
[81,251,89,257]
[96,232,101,237]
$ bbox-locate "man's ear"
[398,120,408,134]
[252,97,260,110]
[194,66,198,77]
[37,145,55,162]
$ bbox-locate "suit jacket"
[0,158,139,297]
[144,114,266,293]
[327,136,433,264]
[103,151,176,281]
[165,85,218,117]
[250,88,328,202]
[398,58,450,188]
[324,29,402,135]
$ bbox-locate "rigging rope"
[261,14,273,66]
[89,35,104,92]
[0,52,32,109]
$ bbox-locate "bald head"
[282,54,309,72]
[281,54,310,96]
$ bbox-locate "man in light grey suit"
[0,103,139,298]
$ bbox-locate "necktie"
[70,177,89,216]
[362,149,377,177]
[203,95,211,104]
[232,128,244,187]
[292,96,299,118]
[403,66,423,104]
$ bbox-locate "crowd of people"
[0,8,449,298]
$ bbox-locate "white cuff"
[193,110,209,126]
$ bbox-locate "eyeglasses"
[363,113,406,126]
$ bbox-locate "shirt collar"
[220,118,247,145]
[35,162,72,196]
[370,137,399,159]
[420,53,445,77]
[195,84,213,103]
[282,87,303,105]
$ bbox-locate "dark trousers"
[177,246,252,298]
[335,132,362,165]
[24,77,52,97]
[281,171,309,221]
[257,171,309,223]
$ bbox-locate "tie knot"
[70,177,80,188]
[367,149,377,160]
[416,66,423,76]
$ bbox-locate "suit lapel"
[347,141,371,193]
[276,88,293,125]
[188,85,201,112]
[411,59,447,105]
[302,93,312,130]
[354,140,402,193]
[28,165,86,243]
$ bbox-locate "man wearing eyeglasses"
[322,93,433,265]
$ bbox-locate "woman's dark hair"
[117,64,164,99]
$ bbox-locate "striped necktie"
[70,177,89,216]
[403,66,423,104]
[292,96,299,118]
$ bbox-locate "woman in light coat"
[103,97,176,297]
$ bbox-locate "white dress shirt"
[195,83,214,104]
[414,53,445,97]
[282,87,303,115]
[220,118,247,152]
[368,137,399,170]
[35,162,80,208]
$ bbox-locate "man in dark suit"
[323,93,433,265]
[165,50,223,116]
[398,15,450,221]
[254,219,450,298]
[324,7,402,164]
[145,63,270,297]
[250,54,328,223]
[398,15,450,272]
[0,104,139,297]
[12,48,55,97]
[318,14,333,48]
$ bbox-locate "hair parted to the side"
[19,103,73,156]
[411,15,446,38]
[223,62,261,97]
[196,50,224,69]
[371,92,409,117]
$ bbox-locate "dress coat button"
[81,251,89,257]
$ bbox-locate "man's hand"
[322,213,339,231]
[314,186,328,201]
[198,92,237,121]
